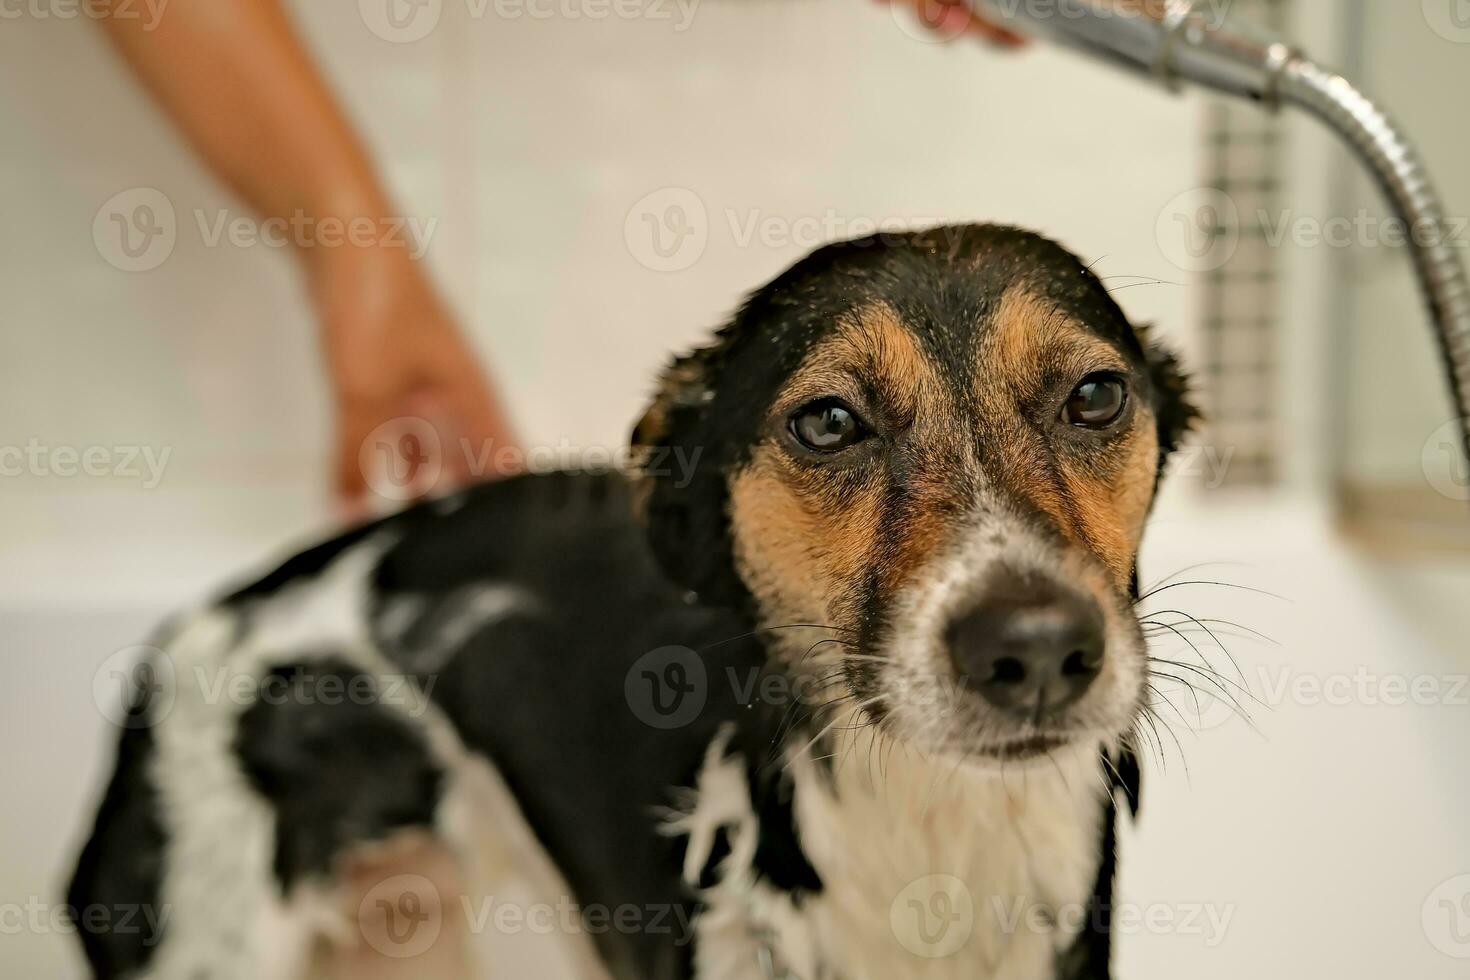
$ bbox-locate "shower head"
[969,0,1295,103]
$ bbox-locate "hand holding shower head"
[965,0,1470,466]
[968,0,1293,101]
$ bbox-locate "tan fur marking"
[1063,423,1159,583]
[982,288,1159,584]
[986,290,1126,398]
[730,457,883,628]
[730,304,955,633]
[769,304,936,423]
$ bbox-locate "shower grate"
[1195,0,1289,489]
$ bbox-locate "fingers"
[333,398,397,521]
[963,10,1028,47]
[332,381,521,519]
[881,0,1028,47]
[438,370,523,486]
[335,398,451,515]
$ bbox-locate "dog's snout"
[946,587,1105,718]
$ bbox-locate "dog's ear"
[630,326,744,606]
[1136,324,1200,478]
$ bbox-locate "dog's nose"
[946,589,1105,717]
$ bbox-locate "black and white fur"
[68,225,1193,980]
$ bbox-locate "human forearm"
[96,0,389,237]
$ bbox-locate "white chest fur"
[682,725,1110,980]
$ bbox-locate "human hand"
[879,0,1028,46]
[310,248,520,518]
[95,0,520,517]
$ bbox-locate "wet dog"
[69,224,1195,979]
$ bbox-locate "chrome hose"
[1274,58,1470,439]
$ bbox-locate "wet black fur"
[234,660,446,891]
[66,693,169,979]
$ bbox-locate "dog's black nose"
[946,588,1105,718]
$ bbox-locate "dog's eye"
[789,399,869,453]
[1062,374,1127,428]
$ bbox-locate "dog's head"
[633,225,1196,763]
